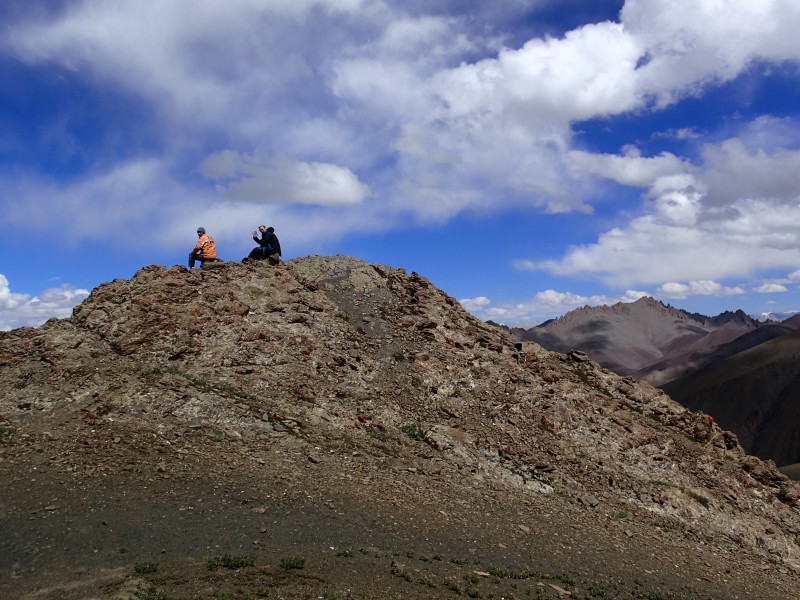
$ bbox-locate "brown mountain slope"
[634,323,794,386]
[662,329,800,467]
[1,256,798,599]
[507,297,758,380]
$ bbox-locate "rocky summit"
[1,255,799,600]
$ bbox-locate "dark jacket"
[254,227,281,256]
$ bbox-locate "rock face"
[1,256,799,598]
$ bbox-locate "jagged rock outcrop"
[1,256,799,598]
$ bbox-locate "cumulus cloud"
[753,283,788,293]
[529,132,800,288]
[657,280,745,300]
[463,288,648,324]
[199,151,371,207]
[0,275,89,331]
[5,0,800,231]
[458,296,490,312]
[568,147,690,187]
[622,0,800,106]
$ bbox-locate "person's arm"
[192,235,206,254]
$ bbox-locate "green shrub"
[133,561,159,574]
[207,553,255,570]
[280,556,305,570]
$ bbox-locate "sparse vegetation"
[400,422,425,441]
[133,561,159,574]
[510,567,543,580]
[207,554,255,571]
[554,573,575,588]
[279,556,305,570]
[588,582,613,597]
[390,562,412,581]
[335,546,354,557]
[129,585,163,600]
[487,566,509,578]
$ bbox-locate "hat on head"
[197,227,205,233]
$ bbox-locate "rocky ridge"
[1,255,799,599]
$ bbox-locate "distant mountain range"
[493,297,800,467]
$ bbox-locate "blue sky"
[3,0,800,330]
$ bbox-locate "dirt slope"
[1,256,798,600]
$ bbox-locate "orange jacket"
[192,234,217,259]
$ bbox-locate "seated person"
[247,225,282,263]
[189,227,220,268]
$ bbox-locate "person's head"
[266,227,274,233]
[197,227,205,235]
[258,225,266,232]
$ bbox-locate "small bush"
[487,566,508,578]
[336,547,354,557]
[207,553,255,570]
[510,567,543,580]
[280,556,305,570]
[129,586,163,600]
[555,573,575,587]
[133,561,159,575]
[400,423,425,441]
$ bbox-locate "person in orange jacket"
[188,227,219,268]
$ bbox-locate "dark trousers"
[248,247,280,262]
[189,254,220,268]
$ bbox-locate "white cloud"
[2,0,800,303]
[657,280,745,300]
[199,152,371,207]
[458,296,490,312]
[653,128,702,141]
[0,274,89,331]
[622,0,800,107]
[702,137,800,207]
[568,147,690,188]
[463,288,648,324]
[529,131,800,287]
[753,283,788,294]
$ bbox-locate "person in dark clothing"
[247,225,282,263]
